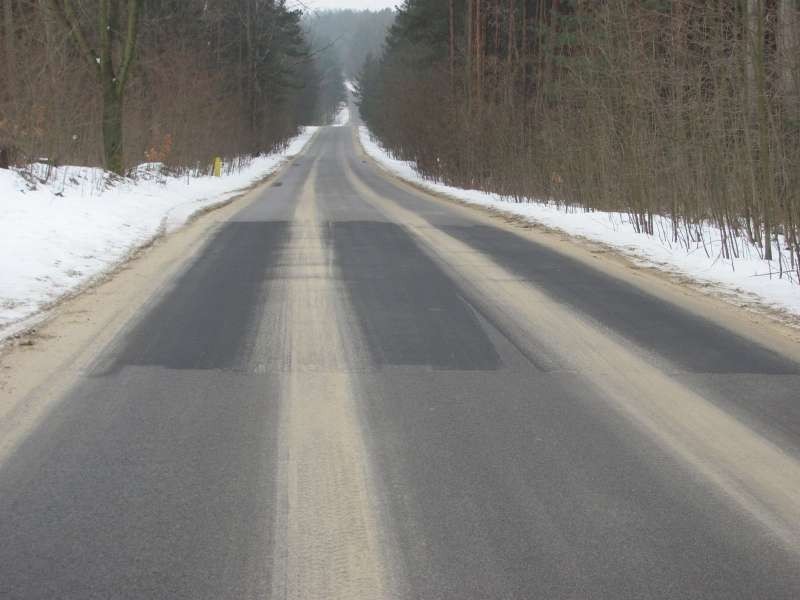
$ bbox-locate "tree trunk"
[778,0,799,117]
[476,0,483,101]
[750,0,774,260]
[521,0,527,95]
[449,0,455,92]
[507,0,515,104]
[103,85,124,176]
[465,0,473,106]
[3,0,17,102]
[48,0,141,174]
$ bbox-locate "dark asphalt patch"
[442,224,799,375]
[331,221,500,370]
[347,156,799,375]
[100,222,289,372]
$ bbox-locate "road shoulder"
[0,165,289,464]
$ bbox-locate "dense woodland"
[359,0,800,273]
[0,1,347,174]
[4,2,799,275]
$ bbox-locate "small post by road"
[213,157,222,177]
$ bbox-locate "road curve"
[1,122,800,599]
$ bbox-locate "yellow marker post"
[213,157,222,177]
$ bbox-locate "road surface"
[2,122,800,599]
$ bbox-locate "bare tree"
[359,0,800,278]
[47,0,142,174]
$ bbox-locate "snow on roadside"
[358,126,800,318]
[332,104,351,127]
[0,126,319,340]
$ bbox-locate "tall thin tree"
[48,0,142,174]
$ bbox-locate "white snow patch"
[358,126,800,318]
[332,104,350,127]
[0,127,318,340]
[345,80,357,94]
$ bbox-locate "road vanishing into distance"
[2,119,800,599]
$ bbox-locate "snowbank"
[358,126,800,318]
[332,104,351,127]
[0,127,318,339]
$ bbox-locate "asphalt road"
[2,122,800,599]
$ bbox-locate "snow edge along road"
[356,125,800,324]
[0,127,320,344]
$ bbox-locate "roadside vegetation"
[302,8,394,124]
[358,1,800,278]
[0,5,394,334]
[0,0,343,176]
[304,8,396,81]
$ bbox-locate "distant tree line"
[305,24,347,127]
[359,1,800,273]
[304,8,396,81]
[0,0,338,174]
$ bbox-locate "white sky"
[299,0,398,11]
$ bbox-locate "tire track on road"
[268,161,392,600]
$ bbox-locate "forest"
[304,8,395,81]
[302,7,394,123]
[0,1,353,175]
[358,0,800,274]
[4,1,798,277]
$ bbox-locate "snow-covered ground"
[358,126,800,318]
[332,104,351,127]
[0,127,318,340]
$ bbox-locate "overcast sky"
[300,0,398,11]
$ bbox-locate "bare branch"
[117,0,142,90]
[47,0,100,77]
